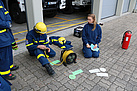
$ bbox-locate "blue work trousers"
[0,45,13,76]
[28,47,56,66]
[82,44,100,58]
[0,76,11,91]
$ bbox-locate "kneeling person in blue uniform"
[26,22,56,75]
[82,14,102,58]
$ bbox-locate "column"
[128,0,136,12]
[115,0,124,16]
[92,0,103,23]
[24,0,43,31]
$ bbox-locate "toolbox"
[73,26,83,38]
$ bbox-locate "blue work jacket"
[26,30,49,51]
[49,36,73,50]
[0,0,14,48]
[82,23,102,45]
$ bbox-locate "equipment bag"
[73,26,83,38]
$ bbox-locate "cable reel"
[44,47,77,66]
[60,49,77,66]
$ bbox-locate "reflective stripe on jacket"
[0,0,13,48]
[26,30,49,51]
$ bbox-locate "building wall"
[93,0,136,23]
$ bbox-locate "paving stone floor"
[10,13,137,91]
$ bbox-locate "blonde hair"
[88,14,97,31]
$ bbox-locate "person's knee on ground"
[92,52,99,58]
[82,48,92,58]
[84,53,92,58]
[83,50,100,58]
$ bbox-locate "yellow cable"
[44,50,75,66]
[44,51,64,66]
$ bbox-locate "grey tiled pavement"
[10,13,137,91]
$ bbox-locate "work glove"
[12,42,18,50]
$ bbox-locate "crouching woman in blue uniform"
[82,14,102,58]
[0,0,19,80]
[26,22,56,75]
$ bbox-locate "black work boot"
[11,65,19,71]
[45,63,55,76]
[4,73,16,80]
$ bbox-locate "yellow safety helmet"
[58,37,66,44]
[34,22,47,34]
